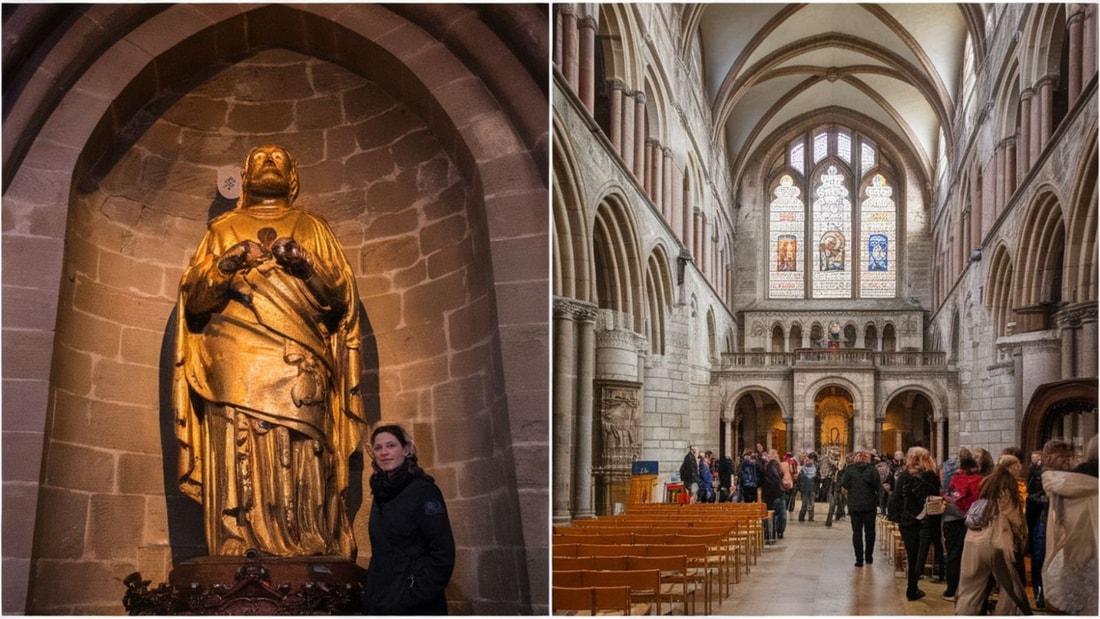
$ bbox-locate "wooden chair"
[625,554,696,615]
[552,585,634,616]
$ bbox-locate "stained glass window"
[767,127,898,300]
[812,165,852,298]
[860,174,897,297]
[769,175,805,298]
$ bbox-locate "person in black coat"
[888,446,942,601]
[362,424,455,615]
[840,448,881,567]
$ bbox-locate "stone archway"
[814,386,855,460]
[882,390,936,455]
[732,390,787,455]
[1021,378,1099,454]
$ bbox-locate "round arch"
[553,109,592,301]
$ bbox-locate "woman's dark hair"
[958,452,978,473]
[368,424,422,475]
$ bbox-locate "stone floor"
[711,509,1027,616]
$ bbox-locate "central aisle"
[716,512,958,615]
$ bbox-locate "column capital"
[1036,73,1060,89]
[578,15,598,30]
[1055,302,1099,327]
[645,137,661,148]
[1020,87,1035,101]
[607,78,626,92]
[663,146,673,158]
[1067,7,1086,25]
[553,297,598,321]
[558,4,576,17]
[633,91,647,104]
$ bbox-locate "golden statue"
[174,145,364,558]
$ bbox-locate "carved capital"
[553,297,598,322]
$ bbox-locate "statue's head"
[239,144,299,207]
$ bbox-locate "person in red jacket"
[942,450,983,600]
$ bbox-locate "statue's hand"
[271,237,315,279]
[217,240,270,274]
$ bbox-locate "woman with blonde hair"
[954,454,1031,615]
[888,446,943,601]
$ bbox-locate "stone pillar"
[621,88,635,172]
[935,418,946,465]
[1084,7,1097,82]
[1019,90,1032,175]
[633,93,647,181]
[700,214,709,279]
[561,5,579,92]
[1059,318,1076,380]
[642,138,651,201]
[1038,76,1054,150]
[553,6,563,69]
[1069,9,1084,103]
[1014,348,1025,426]
[874,417,884,453]
[1030,82,1043,164]
[982,157,995,237]
[553,299,587,523]
[573,311,597,519]
[1005,137,1017,201]
[994,142,1006,216]
[578,16,597,113]
[971,160,983,247]
[1081,312,1098,378]
[608,79,624,154]
[671,162,684,242]
[662,148,673,221]
[683,201,695,257]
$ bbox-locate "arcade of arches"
[552,3,1098,522]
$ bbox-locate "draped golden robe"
[174,205,364,558]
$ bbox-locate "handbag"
[965,497,990,530]
[924,495,946,516]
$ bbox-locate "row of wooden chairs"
[552,585,634,615]
[553,543,714,614]
[554,554,696,615]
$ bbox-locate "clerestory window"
[767,127,899,299]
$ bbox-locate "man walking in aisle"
[841,448,881,566]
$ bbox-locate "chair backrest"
[574,543,642,557]
[552,585,632,615]
[552,569,584,588]
[554,555,631,572]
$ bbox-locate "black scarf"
[369,460,435,502]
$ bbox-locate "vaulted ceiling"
[686,3,984,183]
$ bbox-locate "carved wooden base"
[123,554,365,615]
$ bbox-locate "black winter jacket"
[888,469,939,527]
[362,470,456,615]
[840,461,880,511]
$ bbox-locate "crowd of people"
[678,436,1098,614]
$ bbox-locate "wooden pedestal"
[123,553,365,615]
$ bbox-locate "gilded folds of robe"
[174,207,364,558]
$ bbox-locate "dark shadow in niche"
[158,205,380,561]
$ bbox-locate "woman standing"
[942,450,983,600]
[954,454,1031,615]
[362,424,456,615]
[888,446,942,601]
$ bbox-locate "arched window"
[767,126,900,299]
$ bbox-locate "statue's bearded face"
[246,146,293,197]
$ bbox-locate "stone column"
[552,299,579,524]
[608,79,624,154]
[1014,348,1025,425]
[1030,82,1043,164]
[971,160,983,247]
[1069,9,1084,103]
[642,138,651,201]
[662,148,673,221]
[553,5,563,69]
[1039,76,1054,150]
[1084,6,1097,81]
[1059,317,1076,380]
[633,93,647,181]
[1019,90,1033,174]
[561,5,579,92]
[621,88,635,172]
[1005,137,1017,201]
[683,200,695,256]
[573,308,598,519]
[671,162,684,242]
[994,142,1006,216]
[982,157,995,237]
[578,16,597,113]
[935,417,946,465]
[693,210,703,266]
[1081,311,1098,378]
[700,214,709,279]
